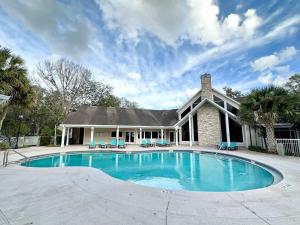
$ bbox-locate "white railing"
[276,139,300,157]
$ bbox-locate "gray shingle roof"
[64,106,179,127]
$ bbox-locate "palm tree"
[240,86,300,153]
[0,46,35,131]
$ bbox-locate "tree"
[223,86,243,99]
[96,95,138,108]
[119,97,139,108]
[240,86,300,153]
[0,46,35,131]
[27,87,64,135]
[96,94,121,107]
[285,74,300,94]
[36,58,115,117]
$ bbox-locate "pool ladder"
[2,149,28,167]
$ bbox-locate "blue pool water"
[21,151,278,192]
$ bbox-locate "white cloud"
[185,88,198,97]
[0,0,96,57]
[258,73,273,84]
[251,46,297,71]
[96,0,262,46]
[127,72,141,80]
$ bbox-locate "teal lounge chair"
[146,139,153,147]
[217,141,227,150]
[89,140,96,149]
[99,140,106,148]
[163,139,171,146]
[109,138,117,148]
[156,139,164,147]
[141,139,148,147]
[118,139,125,148]
[228,142,238,150]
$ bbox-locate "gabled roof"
[174,98,238,127]
[177,88,240,114]
[63,106,179,127]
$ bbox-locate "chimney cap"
[200,73,211,78]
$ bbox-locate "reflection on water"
[22,152,274,192]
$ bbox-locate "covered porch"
[60,125,180,147]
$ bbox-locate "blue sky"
[0,0,299,109]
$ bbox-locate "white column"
[61,126,65,148]
[139,128,142,143]
[175,127,179,146]
[90,127,94,142]
[189,115,193,147]
[191,115,194,143]
[161,128,163,141]
[66,128,70,146]
[140,128,143,144]
[224,102,231,146]
[116,126,119,147]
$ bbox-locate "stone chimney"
[200,73,213,100]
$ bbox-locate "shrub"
[0,142,9,150]
[41,126,52,137]
[40,136,51,146]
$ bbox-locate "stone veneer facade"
[197,103,221,146]
[197,74,221,146]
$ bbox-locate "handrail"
[2,149,28,167]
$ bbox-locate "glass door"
[169,131,175,142]
[125,131,135,144]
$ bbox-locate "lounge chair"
[163,139,171,147]
[146,139,154,147]
[118,139,126,148]
[217,141,227,150]
[88,140,96,149]
[109,138,117,148]
[141,139,148,147]
[228,142,238,150]
[99,140,106,148]
[156,139,165,147]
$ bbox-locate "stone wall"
[197,102,221,146]
[200,74,213,100]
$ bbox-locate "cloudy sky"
[0,0,299,109]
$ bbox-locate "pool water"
[21,151,278,192]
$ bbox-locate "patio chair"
[156,139,165,147]
[228,142,238,150]
[109,138,117,148]
[163,139,171,147]
[146,139,154,147]
[88,140,96,149]
[118,139,126,148]
[217,141,227,150]
[141,139,148,147]
[99,140,106,148]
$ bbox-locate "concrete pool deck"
[0,145,300,225]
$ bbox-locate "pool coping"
[16,149,284,190]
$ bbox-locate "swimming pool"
[21,151,281,192]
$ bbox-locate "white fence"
[8,136,40,147]
[276,139,300,157]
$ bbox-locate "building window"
[213,95,224,107]
[226,103,238,116]
[181,107,191,119]
[112,131,123,137]
[181,121,190,141]
[192,96,202,108]
[152,131,158,138]
[145,131,151,138]
[193,114,198,141]
[220,112,243,142]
